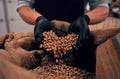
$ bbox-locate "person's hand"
[68,15,90,48]
[34,16,56,45]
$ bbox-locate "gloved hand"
[34,16,57,45]
[68,15,90,49]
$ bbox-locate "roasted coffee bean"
[30,64,95,79]
[40,31,78,58]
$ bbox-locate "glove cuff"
[36,16,45,24]
[80,15,90,24]
[84,15,90,24]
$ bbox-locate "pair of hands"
[34,15,90,51]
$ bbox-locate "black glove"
[34,16,56,45]
[68,15,90,48]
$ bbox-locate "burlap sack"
[0,32,45,69]
[0,55,38,79]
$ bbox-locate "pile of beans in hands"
[39,30,79,58]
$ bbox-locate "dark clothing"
[34,0,87,22]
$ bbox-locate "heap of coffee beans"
[30,64,95,79]
[40,30,78,58]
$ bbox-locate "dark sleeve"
[89,0,110,10]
